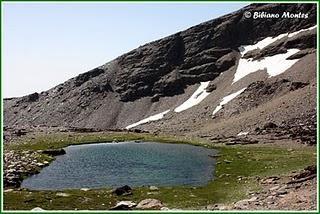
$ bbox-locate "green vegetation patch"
[6,131,202,151]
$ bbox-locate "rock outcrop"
[3,3,317,139]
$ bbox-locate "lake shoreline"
[21,141,218,190]
[4,131,316,210]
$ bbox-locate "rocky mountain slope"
[4,3,317,144]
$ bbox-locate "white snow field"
[233,49,300,83]
[233,25,317,83]
[125,109,170,129]
[212,87,247,116]
[174,81,211,113]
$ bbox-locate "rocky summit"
[4,3,317,143]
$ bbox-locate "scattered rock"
[287,165,317,184]
[247,196,258,202]
[262,176,280,184]
[56,192,70,197]
[43,161,50,165]
[286,48,316,60]
[149,186,159,191]
[36,162,44,167]
[276,190,288,195]
[110,201,136,210]
[136,198,164,209]
[74,68,104,87]
[24,92,39,102]
[208,154,221,158]
[42,149,66,156]
[147,192,158,195]
[277,185,288,192]
[151,94,160,102]
[3,150,52,188]
[206,203,230,210]
[263,122,278,130]
[237,131,249,136]
[226,138,258,145]
[14,129,28,137]
[160,207,170,211]
[234,199,249,209]
[294,165,316,179]
[31,207,45,211]
[224,159,232,164]
[205,82,217,92]
[269,186,280,191]
[113,185,132,196]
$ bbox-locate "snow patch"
[174,81,210,113]
[240,25,317,56]
[233,49,300,83]
[239,32,288,56]
[288,25,317,38]
[237,131,249,136]
[233,25,316,83]
[126,81,212,129]
[125,110,170,129]
[212,88,246,116]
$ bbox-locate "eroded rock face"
[214,79,310,119]
[3,3,316,130]
[111,4,315,102]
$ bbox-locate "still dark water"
[21,142,217,190]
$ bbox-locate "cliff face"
[4,3,317,136]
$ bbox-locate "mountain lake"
[21,142,217,190]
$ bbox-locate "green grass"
[4,132,316,210]
[6,131,203,151]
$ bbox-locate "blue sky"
[2,2,247,98]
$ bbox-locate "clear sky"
[2,2,247,98]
